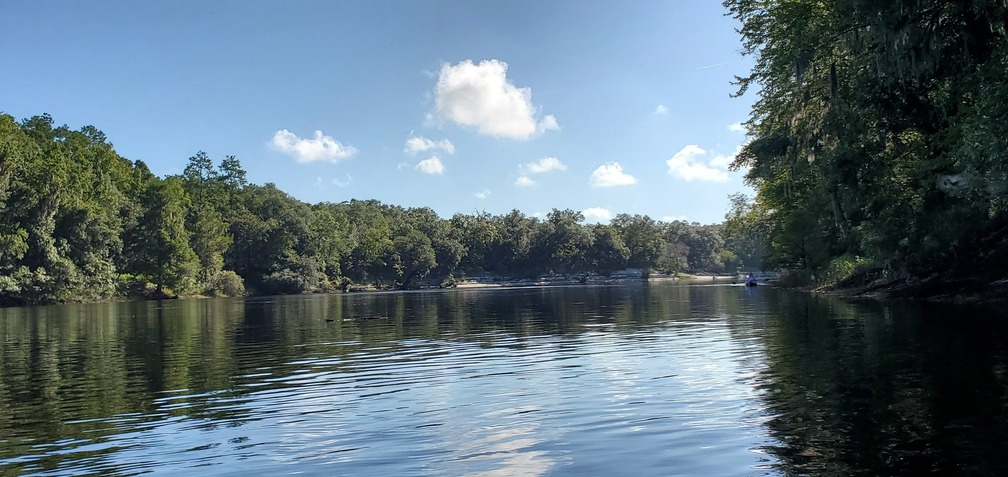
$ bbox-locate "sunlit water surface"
[2,283,1008,476]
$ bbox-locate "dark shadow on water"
[753,293,1008,476]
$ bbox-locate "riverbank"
[449,271,770,290]
[809,224,1008,305]
[821,273,1008,305]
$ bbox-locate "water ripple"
[7,285,939,476]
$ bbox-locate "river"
[1,282,1007,475]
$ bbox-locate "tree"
[393,228,437,289]
[128,177,199,294]
[543,209,594,275]
[588,224,630,276]
[612,214,664,269]
[722,193,769,271]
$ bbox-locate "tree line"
[0,112,764,306]
[724,0,1008,288]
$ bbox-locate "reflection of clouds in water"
[455,419,555,477]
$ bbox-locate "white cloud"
[666,144,730,182]
[520,156,567,174]
[415,156,445,175]
[269,129,356,163]
[474,189,490,199]
[435,59,558,140]
[583,207,613,223]
[590,162,637,187]
[728,122,745,133]
[332,173,353,187]
[404,136,455,155]
[654,104,669,115]
[709,145,743,169]
[537,114,559,134]
[515,175,536,187]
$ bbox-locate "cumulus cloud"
[269,129,356,163]
[515,176,536,187]
[654,104,669,115]
[520,156,567,174]
[590,162,637,187]
[474,189,490,199]
[435,59,558,140]
[666,144,730,182]
[404,136,455,155]
[583,207,613,223]
[416,156,445,175]
[709,145,743,169]
[727,122,745,133]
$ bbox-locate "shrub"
[205,270,246,297]
[440,274,458,288]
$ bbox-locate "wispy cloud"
[590,162,637,187]
[416,155,445,175]
[435,59,558,140]
[727,122,745,133]
[666,145,730,182]
[696,62,730,70]
[653,104,669,115]
[515,175,536,187]
[269,129,356,163]
[404,136,455,155]
[520,156,567,174]
[474,189,490,199]
[332,173,353,187]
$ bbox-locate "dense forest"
[724,0,1008,297]
[0,112,762,306]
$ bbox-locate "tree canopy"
[0,112,764,305]
[725,0,1008,288]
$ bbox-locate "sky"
[1,0,755,225]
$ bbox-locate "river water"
[1,283,1007,476]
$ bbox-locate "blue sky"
[1,1,754,224]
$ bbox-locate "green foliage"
[588,224,630,276]
[0,111,771,305]
[821,254,873,288]
[440,274,458,288]
[203,270,246,297]
[725,0,1008,283]
[612,214,664,269]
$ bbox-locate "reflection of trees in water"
[17,285,1007,475]
[753,292,1008,475]
[0,284,702,457]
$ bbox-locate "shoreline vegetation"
[0,111,767,308]
[0,107,1004,308]
[5,1,1008,308]
[722,1,1008,306]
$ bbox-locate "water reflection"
[753,292,1008,475]
[1,284,1008,475]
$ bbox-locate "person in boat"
[744,272,757,286]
